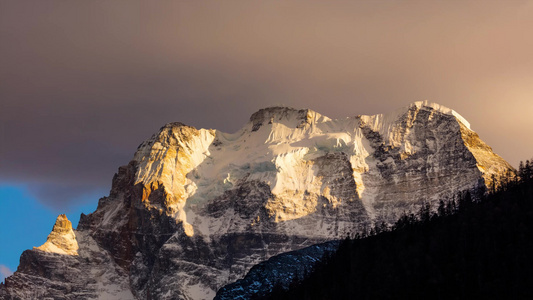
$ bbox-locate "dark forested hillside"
[260,160,533,300]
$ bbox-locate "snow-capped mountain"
[0,101,513,299]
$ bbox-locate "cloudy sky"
[1,0,533,275]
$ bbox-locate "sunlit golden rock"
[35,214,79,256]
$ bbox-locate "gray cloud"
[2,1,533,208]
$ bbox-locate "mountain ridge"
[1,101,513,299]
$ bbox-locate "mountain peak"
[34,214,79,256]
[249,106,329,132]
[3,102,513,299]
[411,100,471,129]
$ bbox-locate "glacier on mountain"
[0,101,513,299]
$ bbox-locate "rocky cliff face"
[1,215,134,299]
[0,101,513,299]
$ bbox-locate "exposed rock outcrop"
[0,101,514,299]
[35,214,79,256]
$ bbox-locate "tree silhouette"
[260,158,533,299]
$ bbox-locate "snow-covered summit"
[359,100,471,133]
[412,100,471,129]
[248,106,331,132]
[2,101,513,300]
